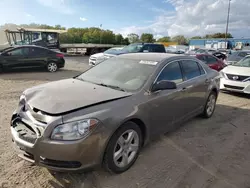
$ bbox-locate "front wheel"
[47,62,58,72]
[103,122,142,174]
[202,91,217,118]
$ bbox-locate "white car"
[220,56,250,94]
[89,47,124,66]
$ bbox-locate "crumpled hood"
[222,65,250,76]
[24,79,132,115]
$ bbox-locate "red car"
[195,54,227,71]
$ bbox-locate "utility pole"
[100,24,102,44]
[225,0,231,49]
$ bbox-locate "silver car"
[227,50,250,65]
[11,53,220,174]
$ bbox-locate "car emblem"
[232,76,239,80]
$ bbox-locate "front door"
[147,61,187,135]
[1,47,30,69]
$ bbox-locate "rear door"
[1,47,29,69]
[28,47,49,67]
[179,60,208,114]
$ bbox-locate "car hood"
[90,53,104,58]
[24,78,132,115]
[222,65,250,76]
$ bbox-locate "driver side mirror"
[151,80,177,92]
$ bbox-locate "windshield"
[77,58,157,91]
[195,49,206,54]
[121,44,143,53]
[104,48,123,55]
[233,57,250,67]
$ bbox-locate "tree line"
[0,23,233,45]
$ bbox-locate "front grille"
[226,74,250,81]
[12,120,37,144]
[224,84,244,90]
[40,158,82,168]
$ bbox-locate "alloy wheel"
[47,62,58,72]
[206,94,216,116]
[113,129,139,168]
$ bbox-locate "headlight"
[51,119,99,141]
[19,94,26,106]
[219,71,226,78]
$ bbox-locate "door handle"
[181,85,193,91]
[205,79,210,84]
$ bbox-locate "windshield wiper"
[96,83,126,92]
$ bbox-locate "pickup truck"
[90,43,166,66]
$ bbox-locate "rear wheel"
[47,62,58,72]
[103,121,142,174]
[202,91,217,118]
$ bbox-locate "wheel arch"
[100,117,148,164]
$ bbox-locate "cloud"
[36,0,75,14]
[117,0,250,38]
[80,17,87,22]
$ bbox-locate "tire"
[0,65,3,73]
[47,62,58,72]
[201,91,217,118]
[103,121,142,174]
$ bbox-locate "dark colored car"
[92,43,166,65]
[212,51,227,60]
[0,45,65,73]
[118,43,166,54]
[11,53,220,174]
[195,54,227,71]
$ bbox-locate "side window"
[156,61,183,84]
[30,47,48,55]
[197,55,207,63]
[238,52,247,57]
[142,45,150,52]
[181,60,202,80]
[152,45,165,52]
[206,55,217,64]
[198,63,205,75]
[8,48,30,56]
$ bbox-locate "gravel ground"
[0,56,250,188]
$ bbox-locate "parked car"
[195,54,227,71]
[93,43,166,66]
[220,55,250,94]
[89,47,124,66]
[0,45,65,72]
[11,53,220,174]
[212,51,227,60]
[195,48,217,55]
[226,50,250,65]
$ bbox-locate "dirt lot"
[0,56,250,188]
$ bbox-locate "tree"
[122,37,130,45]
[190,36,202,39]
[115,34,124,45]
[140,33,154,43]
[157,36,171,42]
[204,33,233,39]
[171,35,188,45]
[127,33,139,43]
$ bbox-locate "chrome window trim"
[152,59,207,86]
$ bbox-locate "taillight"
[56,53,64,58]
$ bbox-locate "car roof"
[117,53,195,63]
[131,43,163,46]
[12,45,52,51]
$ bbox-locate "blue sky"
[0,0,174,30]
[0,0,250,38]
